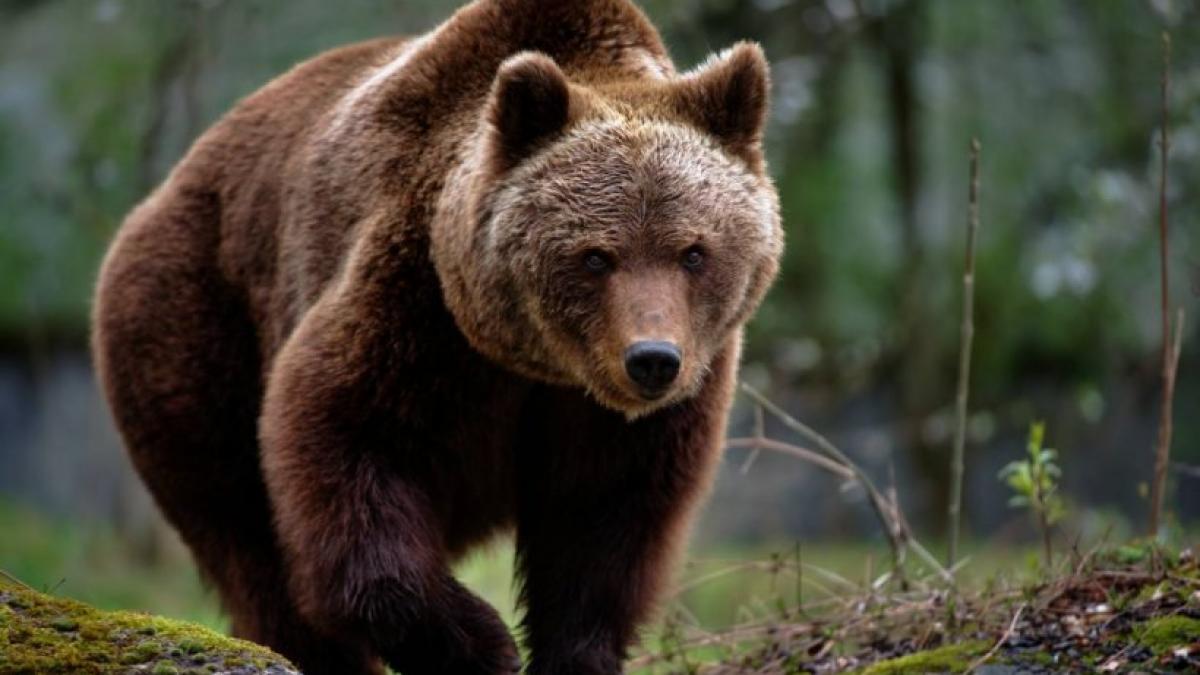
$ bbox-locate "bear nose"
[624,341,682,396]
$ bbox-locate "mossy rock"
[1134,615,1200,655]
[855,640,990,675]
[0,574,298,674]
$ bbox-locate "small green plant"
[999,422,1066,567]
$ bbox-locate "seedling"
[999,422,1066,567]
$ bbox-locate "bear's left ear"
[485,52,574,174]
[673,42,770,171]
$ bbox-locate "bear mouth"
[634,383,672,401]
[585,366,691,419]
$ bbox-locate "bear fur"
[91,1,783,673]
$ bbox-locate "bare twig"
[1149,31,1177,537]
[739,382,953,583]
[739,405,766,474]
[949,138,981,569]
[794,541,804,615]
[886,461,910,580]
[673,560,774,595]
[727,437,854,480]
[966,602,1027,673]
[1036,478,1054,569]
[1173,461,1200,479]
[1073,526,1113,578]
[0,568,35,591]
[739,383,903,564]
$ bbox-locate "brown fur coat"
[93,1,782,673]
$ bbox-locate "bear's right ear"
[485,52,574,174]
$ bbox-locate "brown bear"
[91,0,783,673]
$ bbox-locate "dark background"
[1,0,1198,626]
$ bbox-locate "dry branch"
[1149,32,1180,537]
[948,137,982,569]
[1173,461,1200,479]
[737,382,952,582]
[726,437,854,480]
[966,602,1026,673]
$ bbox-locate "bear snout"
[623,340,682,397]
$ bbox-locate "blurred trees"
[1,0,1197,535]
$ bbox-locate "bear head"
[433,43,783,418]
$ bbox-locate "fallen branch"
[966,602,1027,673]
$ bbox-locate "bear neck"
[430,154,572,386]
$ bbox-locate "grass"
[0,497,1033,628]
[672,540,1036,631]
[7,499,1196,673]
[0,501,223,632]
[639,542,1200,673]
[0,501,527,640]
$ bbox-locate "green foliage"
[1113,543,1152,565]
[2,0,1199,479]
[998,422,1066,525]
[999,422,1066,566]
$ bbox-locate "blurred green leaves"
[999,421,1067,565]
[999,422,1065,525]
[0,0,1196,414]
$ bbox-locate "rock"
[0,573,298,674]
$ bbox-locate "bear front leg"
[260,303,519,675]
[518,488,687,675]
[516,368,734,674]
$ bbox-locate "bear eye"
[682,246,705,271]
[583,250,611,274]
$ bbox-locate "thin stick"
[740,382,953,583]
[949,138,981,569]
[966,602,1027,673]
[1037,480,1054,569]
[1149,32,1174,537]
[887,460,909,579]
[727,437,855,480]
[673,560,771,595]
[0,568,35,591]
[738,405,766,474]
[740,383,904,565]
[794,540,804,616]
[1173,461,1200,479]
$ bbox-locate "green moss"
[49,616,79,631]
[1113,544,1151,565]
[1134,615,1200,654]
[179,638,205,654]
[0,574,297,673]
[857,640,990,675]
[121,638,163,664]
[1024,649,1056,666]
